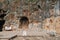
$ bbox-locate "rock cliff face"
[0,0,59,20]
[0,0,59,34]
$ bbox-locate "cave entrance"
[0,14,6,31]
[0,20,5,31]
[19,16,29,29]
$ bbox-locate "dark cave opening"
[20,16,29,26]
[0,14,6,31]
[0,20,5,31]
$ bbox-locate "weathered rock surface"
[43,16,60,34]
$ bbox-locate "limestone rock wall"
[0,0,59,21]
[0,0,60,34]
